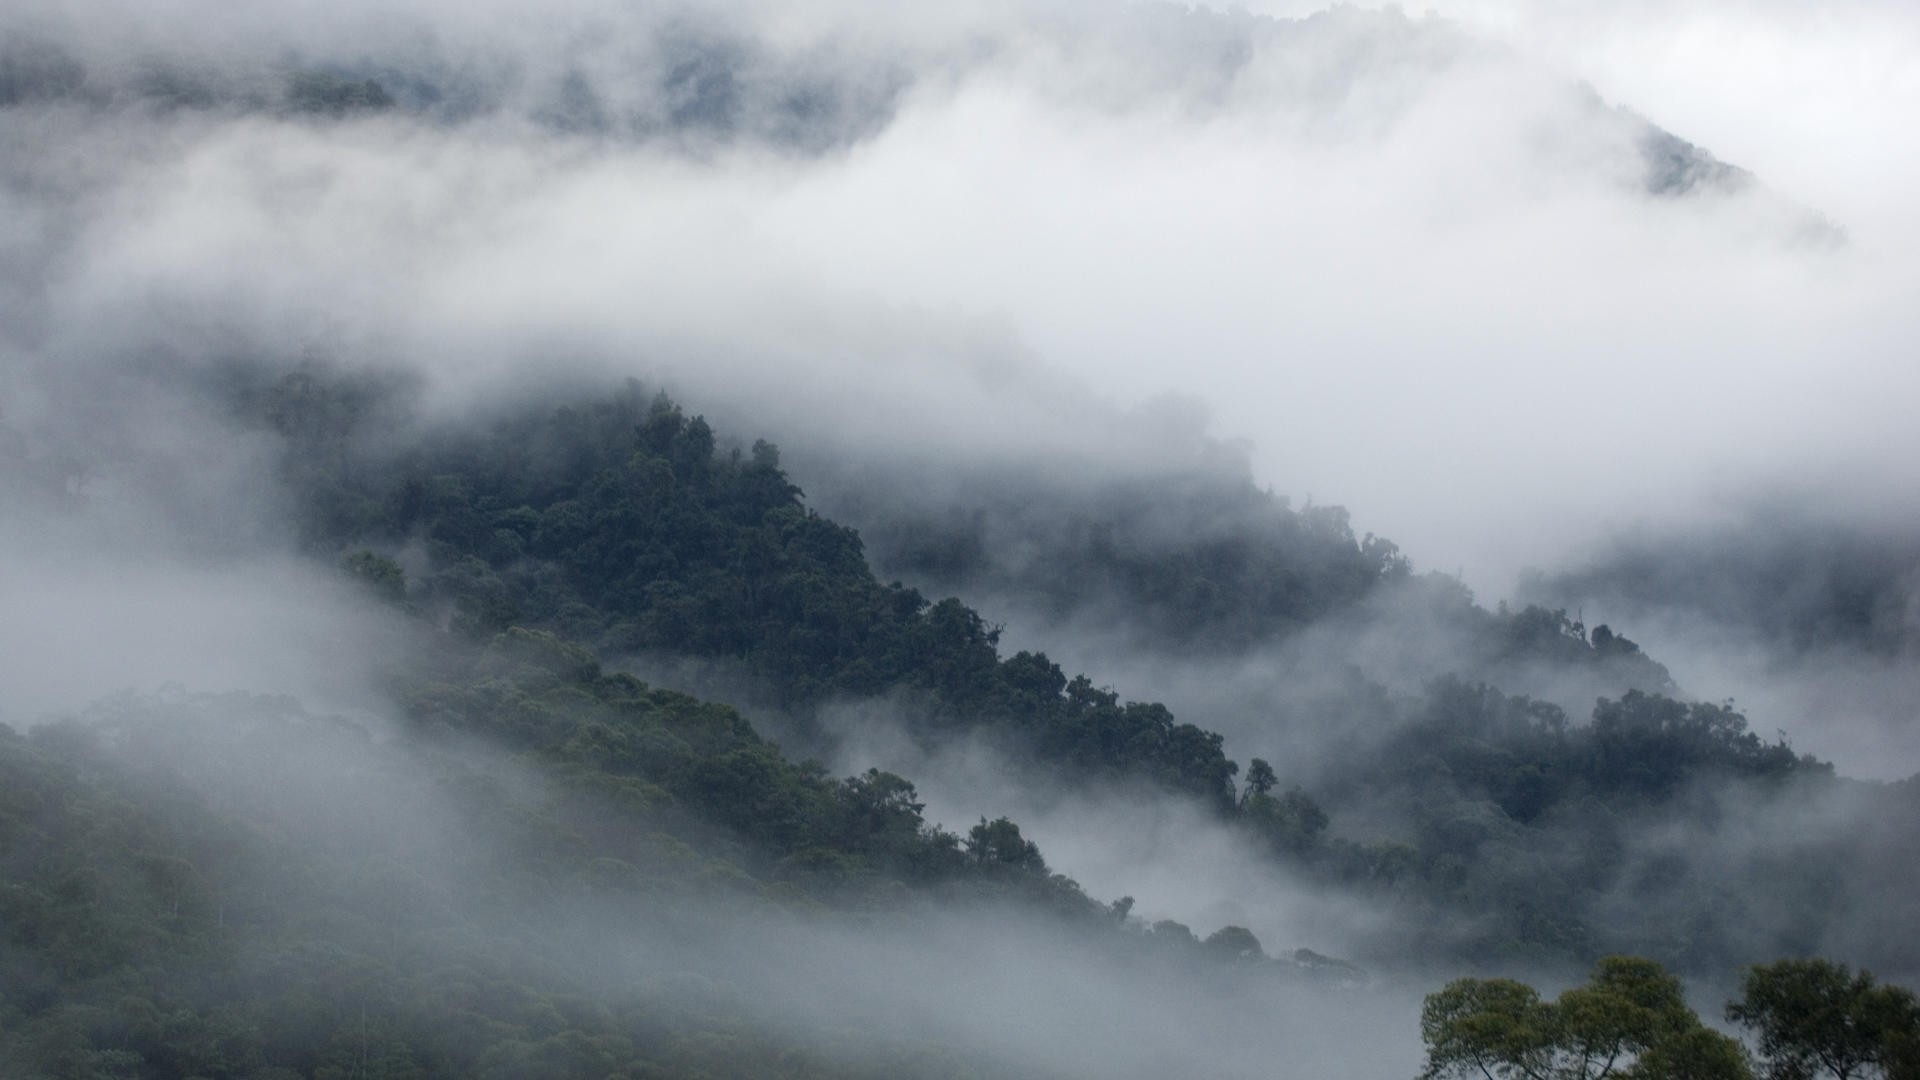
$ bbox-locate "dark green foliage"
[1363,680,1815,817]
[0,673,1334,1079]
[830,464,1674,696]
[1588,692,1804,797]
[229,365,1904,978]
[1419,956,1752,1080]
[395,627,1017,900]
[1241,785,1328,857]
[1301,676,1847,971]
[341,550,407,605]
[964,817,1044,874]
[0,680,1103,1079]
[241,370,1241,808]
[1729,960,1920,1080]
[843,471,1412,652]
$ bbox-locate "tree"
[1728,959,1920,1080]
[341,549,407,605]
[1242,758,1278,800]
[1242,783,1328,856]
[1202,925,1264,961]
[964,817,1045,873]
[1421,976,1556,1080]
[1421,956,1751,1080]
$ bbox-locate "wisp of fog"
[3,0,1917,1075]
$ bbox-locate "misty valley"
[3,1,1919,1078]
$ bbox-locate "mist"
[9,0,1915,595]
[1524,496,1920,778]
[8,686,1426,1079]
[4,0,1918,1075]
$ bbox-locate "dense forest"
[232,368,1920,972]
[254,367,1920,963]
[3,358,1916,1076]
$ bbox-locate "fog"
[1525,498,1920,778]
[9,0,1915,594]
[812,694,1398,959]
[23,686,1428,1079]
[3,0,1917,1073]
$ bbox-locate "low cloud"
[11,0,1916,601]
[0,4,1914,1071]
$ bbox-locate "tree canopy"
[1420,957,1751,1080]
[1728,959,1920,1080]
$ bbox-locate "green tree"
[341,549,407,605]
[1421,956,1751,1080]
[1202,925,1264,961]
[1242,784,1328,856]
[964,817,1045,873]
[1242,758,1278,799]
[1421,976,1556,1080]
[1728,959,1920,1080]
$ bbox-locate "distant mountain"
[0,2,1838,222]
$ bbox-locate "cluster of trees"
[1731,960,1920,1080]
[1421,957,1919,1080]
[828,458,1674,697]
[1421,956,1751,1080]
[836,466,1415,652]
[251,370,1242,809]
[1296,676,1875,971]
[1,698,821,1079]
[249,366,1918,976]
[1175,672,1853,972]
[399,624,1100,910]
[0,669,1296,1079]
[11,362,1918,1075]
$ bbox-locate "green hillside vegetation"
[821,460,1675,697]
[247,369,1242,811]
[1263,684,1816,958]
[833,466,1417,650]
[5,362,1918,1075]
[1421,956,1752,1080]
[0,674,1285,1078]
[228,365,1919,973]
[1420,956,1920,1080]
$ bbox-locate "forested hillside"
[233,366,1919,976]
[0,682,1231,1078]
[4,0,1916,1074]
[804,455,1678,696]
[0,367,1372,1077]
[241,370,1243,809]
[4,361,1916,1075]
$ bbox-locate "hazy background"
[8,0,1912,567]
[3,0,1913,793]
[1,3,1915,1071]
